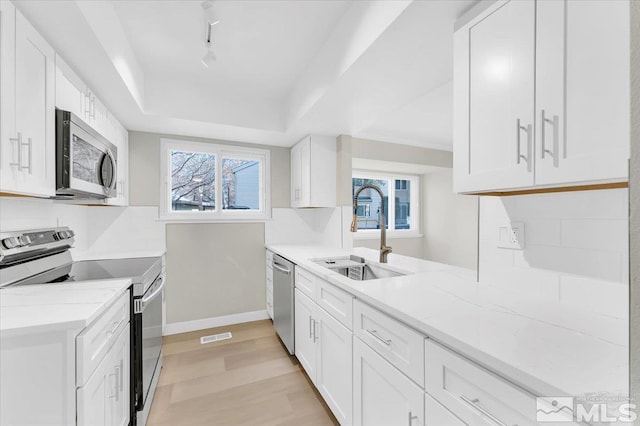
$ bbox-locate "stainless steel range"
[0,227,164,426]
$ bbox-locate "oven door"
[136,274,164,410]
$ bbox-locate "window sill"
[351,231,424,240]
[157,213,272,224]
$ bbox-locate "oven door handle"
[139,276,164,312]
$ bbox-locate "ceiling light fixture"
[201,1,219,68]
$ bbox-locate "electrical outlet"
[497,222,525,250]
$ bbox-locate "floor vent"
[200,332,232,345]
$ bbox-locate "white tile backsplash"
[479,188,628,318]
[0,197,166,256]
[264,207,342,247]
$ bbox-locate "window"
[352,172,419,234]
[160,139,270,221]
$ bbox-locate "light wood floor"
[147,320,339,426]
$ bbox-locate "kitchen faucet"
[350,184,392,263]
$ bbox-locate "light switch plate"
[497,221,525,250]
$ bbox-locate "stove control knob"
[18,235,32,246]
[66,230,75,238]
[56,231,69,240]
[2,237,21,249]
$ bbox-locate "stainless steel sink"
[313,256,409,281]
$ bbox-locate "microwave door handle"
[100,149,117,195]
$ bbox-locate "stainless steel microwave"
[55,109,117,199]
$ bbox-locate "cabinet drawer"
[425,339,538,426]
[295,267,317,300]
[317,278,353,330]
[77,291,130,386]
[425,393,465,425]
[353,300,424,387]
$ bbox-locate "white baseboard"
[163,310,270,336]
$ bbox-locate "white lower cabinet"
[425,393,465,426]
[425,339,538,426]
[294,288,352,425]
[353,337,424,426]
[77,326,130,426]
[295,289,318,381]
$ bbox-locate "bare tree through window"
[171,150,216,211]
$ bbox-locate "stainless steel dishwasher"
[272,254,295,354]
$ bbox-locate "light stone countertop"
[72,250,167,261]
[0,278,132,337]
[267,244,628,402]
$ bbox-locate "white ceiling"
[15,0,477,150]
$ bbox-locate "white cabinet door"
[456,0,535,193]
[290,135,336,207]
[535,0,629,185]
[1,6,55,197]
[290,139,302,207]
[55,65,85,119]
[266,263,274,319]
[77,326,130,426]
[294,289,318,384]
[424,393,465,426]
[353,337,424,426]
[0,0,18,192]
[110,326,130,426]
[107,122,129,206]
[316,307,352,426]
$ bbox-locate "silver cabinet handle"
[25,137,32,174]
[541,109,559,167]
[408,411,418,425]
[108,369,118,399]
[313,319,319,342]
[9,132,22,169]
[460,395,510,426]
[117,180,125,196]
[309,315,313,339]
[84,90,91,117]
[114,364,121,401]
[516,119,532,172]
[366,329,391,346]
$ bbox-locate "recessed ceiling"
[14,0,477,149]
[113,0,350,102]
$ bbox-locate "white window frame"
[160,138,271,222]
[352,170,420,238]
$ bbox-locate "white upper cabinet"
[535,0,629,186]
[56,55,129,206]
[55,55,116,145]
[0,1,55,197]
[290,135,336,208]
[106,119,129,206]
[454,0,629,193]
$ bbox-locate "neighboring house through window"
[160,138,270,220]
[352,171,419,234]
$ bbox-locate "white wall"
[423,170,478,269]
[479,188,628,319]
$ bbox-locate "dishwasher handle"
[272,262,291,275]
